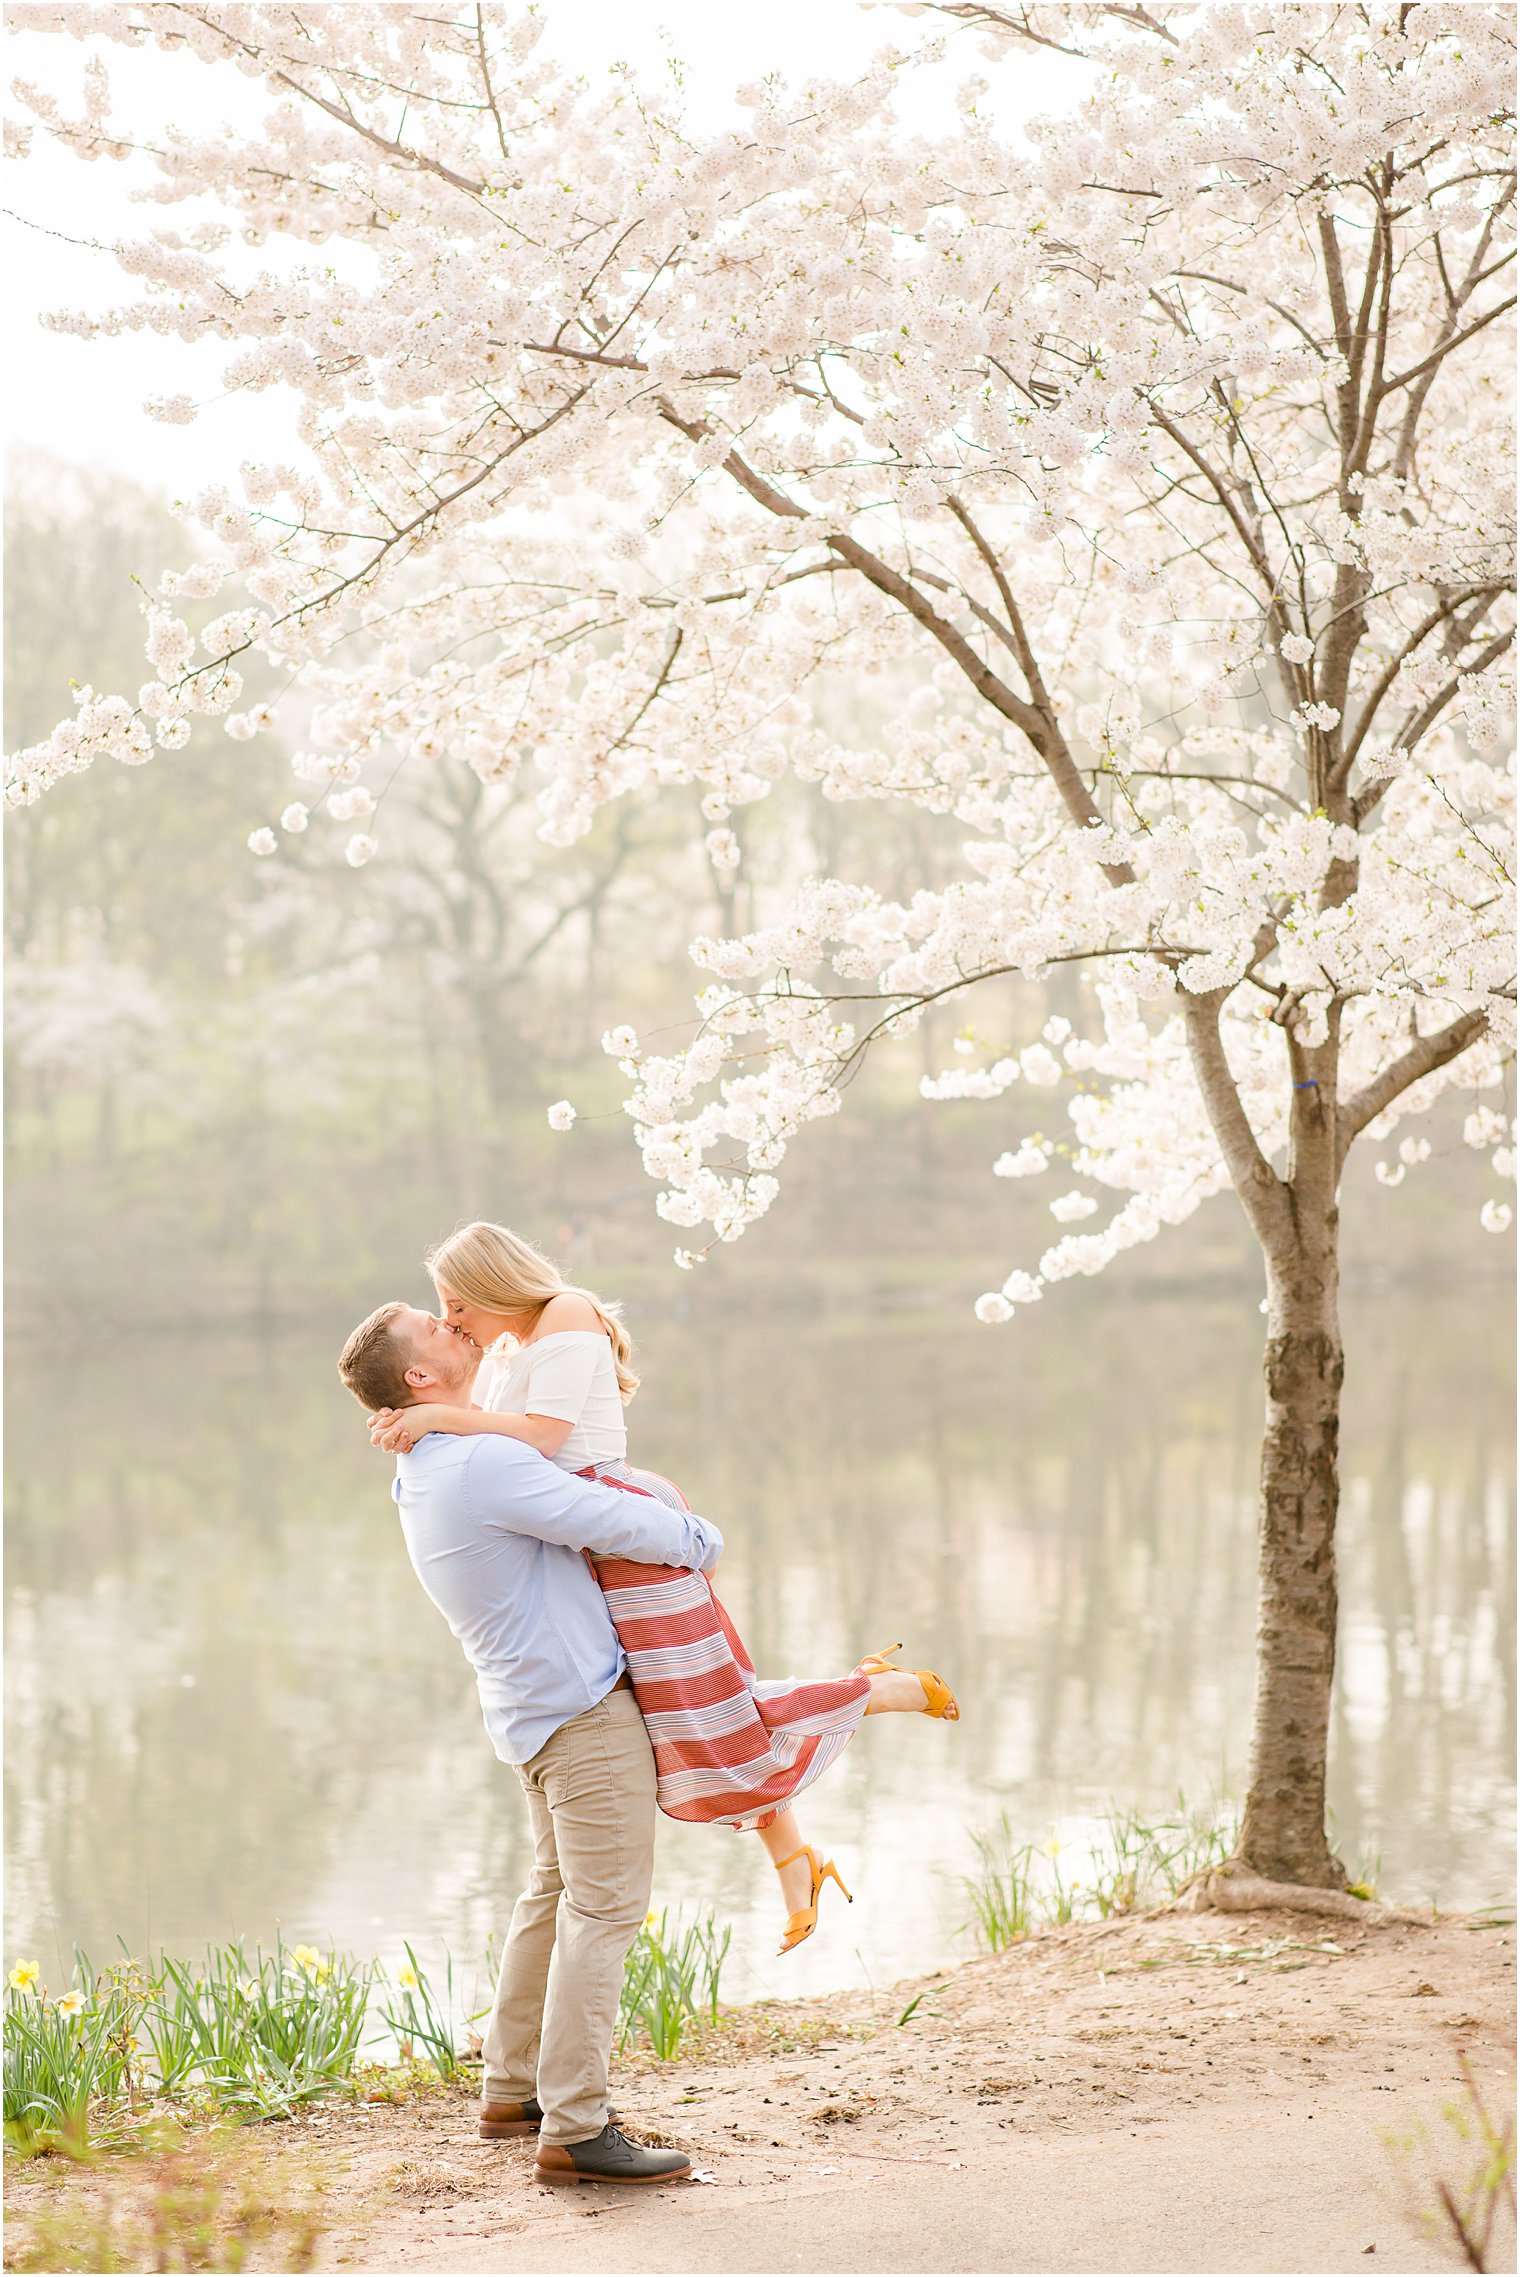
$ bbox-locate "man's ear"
[402,1362,433,1393]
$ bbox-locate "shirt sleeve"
[519,1333,603,1423]
[462,1437,723,1572]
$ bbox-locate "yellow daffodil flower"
[8,1961,40,1992]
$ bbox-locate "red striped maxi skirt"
[580,1462,870,1833]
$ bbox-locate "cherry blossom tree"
[6,1,1515,1899]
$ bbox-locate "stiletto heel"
[775,1844,853,1954]
[855,1641,903,1676]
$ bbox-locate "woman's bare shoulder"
[536,1291,603,1334]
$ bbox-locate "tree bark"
[1237,1300,1347,1887]
[1184,987,1351,1892]
[1236,1098,1348,1889]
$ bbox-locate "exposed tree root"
[1176,1866,1430,1926]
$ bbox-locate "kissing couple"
[339,1220,959,2186]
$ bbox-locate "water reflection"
[5,1281,1513,2006]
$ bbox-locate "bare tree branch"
[473,3,512,169]
[1355,626,1517,822]
[1337,585,1509,779]
[1378,290,1518,401]
[926,0,1178,49]
[1180,988,1293,1255]
[1337,1006,1491,1160]
[652,397,1139,882]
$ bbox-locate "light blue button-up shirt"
[392,1432,723,1765]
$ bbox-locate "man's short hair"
[337,1301,418,1411]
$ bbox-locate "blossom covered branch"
[5,0,1515,1289]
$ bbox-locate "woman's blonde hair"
[425,1221,639,1401]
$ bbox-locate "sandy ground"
[6,1910,1514,2276]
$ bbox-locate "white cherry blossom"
[2,5,1512,1305]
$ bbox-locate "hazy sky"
[3,4,1082,490]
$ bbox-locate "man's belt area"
[609,1670,635,1696]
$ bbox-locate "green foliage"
[375,1944,467,2084]
[5,1941,370,2150]
[149,1941,371,2121]
[4,1955,146,2153]
[959,1814,1037,1952]
[1089,1793,1239,1905]
[960,1795,1242,1950]
[617,1908,732,2059]
[5,1915,734,2143]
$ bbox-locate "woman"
[369,1220,959,1954]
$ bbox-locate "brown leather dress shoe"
[534,2123,691,2185]
[480,2096,619,2141]
[478,2097,542,2140]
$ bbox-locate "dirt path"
[6,1912,1513,2274]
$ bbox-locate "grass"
[960,1814,1037,1952]
[153,1942,371,2120]
[375,1944,468,2084]
[4,1958,141,2154]
[6,1941,373,2153]
[5,1910,737,2155]
[617,1909,733,2060]
[959,1795,1241,1951]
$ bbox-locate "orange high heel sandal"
[856,1642,960,1721]
[775,1844,853,1955]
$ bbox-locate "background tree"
[6,2,1515,1897]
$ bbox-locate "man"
[338,1299,721,2186]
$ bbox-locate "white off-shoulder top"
[476,1330,627,1471]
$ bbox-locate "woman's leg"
[756,1807,815,1916]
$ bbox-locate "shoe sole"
[533,2163,691,2186]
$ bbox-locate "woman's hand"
[368,1406,414,1454]
[368,1404,440,1454]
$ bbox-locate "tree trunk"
[1236,1202,1348,1889]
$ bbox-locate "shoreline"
[6,1906,1514,2275]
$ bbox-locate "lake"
[5,1274,1513,2019]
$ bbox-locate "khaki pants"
[481,1685,656,2145]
